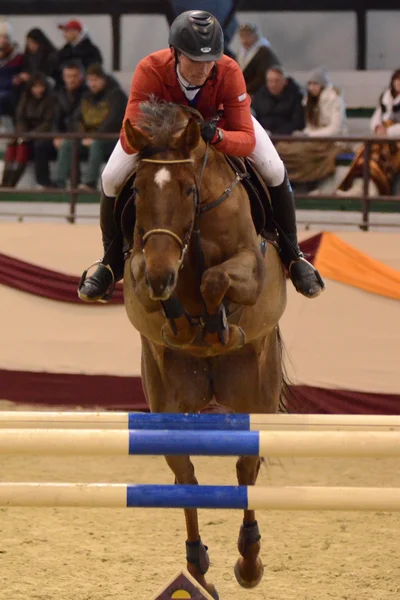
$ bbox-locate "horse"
[121,100,287,599]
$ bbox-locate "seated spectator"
[251,65,305,135]
[1,73,55,187]
[336,68,400,197]
[276,68,347,187]
[16,28,58,86]
[237,23,281,96]
[54,64,127,191]
[0,21,23,122]
[56,20,102,79]
[34,61,87,189]
[303,67,347,137]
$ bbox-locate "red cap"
[58,19,83,32]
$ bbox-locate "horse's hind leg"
[234,456,264,588]
[165,455,219,600]
[212,332,283,589]
[140,337,218,599]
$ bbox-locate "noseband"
[140,157,197,269]
[139,147,244,272]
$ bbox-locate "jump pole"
[0,483,400,511]
[1,429,400,458]
[0,412,400,431]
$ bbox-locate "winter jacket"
[56,34,102,72]
[15,83,56,134]
[370,88,400,138]
[0,44,23,95]
[55,83,87,132]
[251,77,305,134]
[241,45,281,96]
[121,48,255,156]
[22,49,58,79]
[304,85,347,137]
[74,76,127,134]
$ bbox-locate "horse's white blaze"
[154,167,171,189]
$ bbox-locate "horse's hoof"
[206,583,219,600]
[234,556,264,588]
[161,323,196,349]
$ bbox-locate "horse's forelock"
[137,99,188,148]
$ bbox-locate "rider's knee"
[268,158,285,187]
[101,163,118,197]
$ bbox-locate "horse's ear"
[174,118,201,153]
[124,119,150,152]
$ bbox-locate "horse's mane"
[136,97,189,148]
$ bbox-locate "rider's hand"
[200,120,218,144]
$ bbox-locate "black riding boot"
[9,162,28,187]
[78,188,124,303]
[0,162,14,187]
[269,172,325,298]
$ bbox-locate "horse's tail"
[276,326,314,414]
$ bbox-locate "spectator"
[237,22,281,96]
[35,61,87,189]
[56,20,102,75]
[1,73,56,187]
[276,68,347,187]
[0,21,23,122]
[303,67,347,137]
[16,28,58,86]
[54,64,127,191]
[336,68,400,197]
[251,65,305,135]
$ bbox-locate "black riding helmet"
[169,10,224,62]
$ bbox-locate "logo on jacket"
[200,47,212,53]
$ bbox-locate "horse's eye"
[132,186,140,196]
[186,185,195,196]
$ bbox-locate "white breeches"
[101,116,285,198]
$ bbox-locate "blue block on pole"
[127,413,251,431]
[126,484,249,509]
[127,430,260,456]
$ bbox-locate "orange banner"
[315,232,400,300]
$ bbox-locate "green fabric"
[55,139,114,186]
[84,140,115,185]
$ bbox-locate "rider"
[78,10,325,302]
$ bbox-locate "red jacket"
[120,49,256,156]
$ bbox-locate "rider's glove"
[200,120,219,144]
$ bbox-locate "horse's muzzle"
[145,269,177,301]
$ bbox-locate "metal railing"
[0,131,399,229]
[0,131,118,224]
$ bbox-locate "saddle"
[116,155,275,252]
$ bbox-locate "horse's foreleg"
[200,248,264,347]
[164,455,219,600]
[234,456,264,588]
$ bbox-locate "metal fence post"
[361,141,371,231]
[68,138,80,224]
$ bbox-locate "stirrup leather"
[77,260,116,303]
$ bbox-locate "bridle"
[140,151,209,269]
[139,142,244,273]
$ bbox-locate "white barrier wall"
[6,12,400,73]
[231,11,358,71]
[7,15,113,71]
[367,11,400,69]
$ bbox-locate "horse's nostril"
[145,269,176,299]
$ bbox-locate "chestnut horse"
[122,101,287,599]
